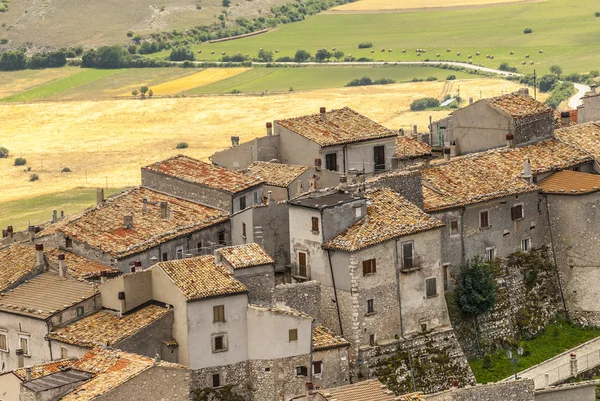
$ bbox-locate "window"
[212,373,221,388]
[402,242,414,269]
[369,334,376,346]
[242,223,247,239]
[176,246,184,259]
[450,220,459,235]
[253,191,258,205]
[296,366,308,376]
[362,259,376,276]
[443,265,450,291]
[162,252,168,262]
[485,247,496,262]
[19,336,30,356]
[355,207,362,218]
[480,211,490,229]
[366,299,374,314]
[289,329,298,341]
[197,242,203,253]
[213,334,227,352]
[425,278,437,298]
[77,306,84,317]
[61,346,68,359]
[129,262,136,273]
[325,153,338,171]
[298,252,307,277]
[313,361,323,375]
[374,145,386,172]
[311,217,319,233]
[521,238,531,252]
[213,305,225,323]
[239,196,247,210]
[511,204,524,221]
[218,231,226,245]
[65,237,73,248]
[0,331,7,352]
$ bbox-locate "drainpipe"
[460,207,466,265]
[46,320,54,361]
[394,239,405,338]
[343,145,347,174]
[544,195,569,319]
[309,318,315,384]
[327,249,344,337]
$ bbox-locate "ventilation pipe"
[560,111,570,126]
[35,243,44,267]
[320,107,326,122]
[267,191,273,206]
[118,291,126,316]
[96,188,104,206]
[266,122,273,136]
[338,175,348,192]
[231,136,240,147]
[58,254,67,278]
[443,147,451,161]
[123,215,134,229]
[214,249,221,266]
[506,133,514,148]
[25,367,32,381]
[52,210,58,223]
[523,159,533,183]
[160,202,169,219]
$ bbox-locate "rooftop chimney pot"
[338,175,348,192]
[96,188,104,206]
[25,366,32,381]
[52,210,58,223]
[267,191,273,205]
[58,253,67,277]
[124,215,134,229]
[506,133,515,148]
[266,122,273,136]
[160,202,169,219]
[320,107,326,122]
[231,136,240,147]
[523,158,533,182]
[214,249,221,266]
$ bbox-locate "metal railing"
[531,348,600,389]
[174,241,232,260]
[401,255,422,271]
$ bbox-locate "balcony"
[401,255,423,273]
[288,263,310,281]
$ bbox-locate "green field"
[153,0,600,74]
[190,65,475,94]
[0,187,125,231]
[469,320,600,384]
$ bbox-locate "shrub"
[256,49,273,62]
[0,50,27,71]
[169,46,195,61]
[14,157,26,166]
[222,0,230,6]
[545,81,575,109]
[356,57,373,62]
[82,46,128,69]
[524,28,533,34]
[221,53,248,62]
[140,86,149,98]
[294,50,311,62]
[595,11,600,17]
[538,74,558,92]
[446,74,456,80]
[498,62,518,73]
[358,42,373,49]
[61,167,71,173]
[27,50,67,69]
[176,142,189,149]
[455,257,497,316]
[333,50,345,61]
[345,76,396,87]
[549,65,563,77]
[482,354,492,370]
[0,146,8,158]
[127,31,134,37]
[426,76,437,81]
[29,174,39,182]
[275,56,293,62]
[315,49,332,62]
[0,38,7,44]
[410,97,441,111]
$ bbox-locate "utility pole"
[533,69,537,100]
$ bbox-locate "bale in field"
[476,52,480,56]
[402,49,406,53]
[417,53,421,56]
[222,52,225,55]
[468,55,472,58]
[332,47,336,50]
[198,50,202,53]
[275,49,279,53]
[510,51,514,55]
[436,53,440,57]
[457,52,461,56]
[211,51,214,54]
[530,61,534,64]
[370,49,374,53]
[526,54,529,58]
[381,48,385,52]
[539,50,543,53]
[388,49,392,52]
[447,48,451,52]
[522,61,526,65]
[490,55,494,59]
[486,54,490,58]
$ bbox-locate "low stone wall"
[274,281,322,321]
[426,380,535,401]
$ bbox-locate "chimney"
[591,84,597,94]
[413,125,418,135]
[160,202,169,219]
[469,97,474,105]
[296,180,303,194]
[314,158,322,172]
[506,133,514,148]
[25,366,32,381]
[560,111,570,126]
[100,270,108,284]
[214,249,221,266]
[231,136,240,147]
[134,260,142,271]
[443,147,451,161]
[320,107,326,122]
[523,158,533,183]
[52,209,58,223]
[96,188,104,206]
[338,175,348,192]
[123,215,134,229]
[266,122,273,136]
[267,191,273,206]
[348,168,358,185]
[58,254,67,277]
[399,128,405,137]
[60,211,64,219]
[7,225,13,239]
[28,225,35,242]
[35,243,44,266]
[16,349,24,368]
[423,156,431,169]
[118,291,126,316]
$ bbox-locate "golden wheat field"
[0,78,538,203]
[331,0,539,12]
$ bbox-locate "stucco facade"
[577,93,600,124]
[211,134,281,170]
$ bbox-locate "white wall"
[289,206,328,282]
[0,314,49,371]
[0,372,21,401]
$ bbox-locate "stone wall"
[446,248,562,357]
[359,328,475,395]
[116,308,174,359]
[368,170,424,209]
[514,112,554,147]
[312,346,350,390]
[426,380,535,401]
[274,281,322,321]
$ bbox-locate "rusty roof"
[275,107,397,147]
[0,244,39,292]
[245,162,310,188]
[157,255,247,301]
[219,243,274,269]
[55,187,229,259]
[48,304,170,348]
[317,379,401,401]
[555,122,600,159]
[13,359,76,381]
[395,136,432,159]
[142,155,263,194]
[538,170,600,195]
[323,189,443,251]
[485,92,553,120]
[44,248,117,279]
[312,325,349,351]
[0,272,96,319]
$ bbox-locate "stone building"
[311,325,350,390]
[555,122,600,172]
[141,154,264,213]
[36,187,231,273]
[392,134,433,169]
[433,91,555,155]
[577,91,600,124]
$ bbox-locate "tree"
[456,257,497,317]
[294,49,311,62]
[0,146,8,158]
[409,97,440,111]
[140,86,149,98]
[0,50,27,71]
[169,46,195,61]
[148,89,154,98]
[315,49,332,62]
[256,49,273,62]
[82,46,128,69]
[549,65,563,78]
[538,74,558,92]
[131,89,139,97]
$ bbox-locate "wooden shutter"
[511,206,518,221]
[312,217,319,232]
[372,258,377,273]
[363,260,368,276]
[426,278,437,297]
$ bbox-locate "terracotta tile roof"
[48,304,170,348]
[0,272,96,319]
[61,348,155,401]
[396,393,425,401]
[0,244,38,292]
[312,325,349,351]
[275,107,397,147]
[219,243,274,269]
[54,187,229,258]
[317,379,399,401]
[323,189,443,251]
[248,304,312,319]
[44,248,117,279]
[423,138,591,212]
[157,256,247,301]
[485,93,553,120]
[13,359,76,381]
[142,155,263,194]
[395,136,432,159]
[538,170,600,195]
[556,122,600,159]
[245,162,310,188]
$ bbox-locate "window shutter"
[511,206,517,221]
[363,260,368,276]
[372,259,376,273]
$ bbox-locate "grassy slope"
[0,68,81,99]
[470,320,600,384]
[190,66,475,94]
[159,0,600,73]
[0,187,124,231]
